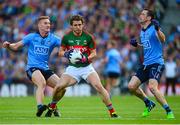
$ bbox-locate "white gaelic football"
[69,49,82,64]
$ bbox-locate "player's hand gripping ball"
[69,49,82,64]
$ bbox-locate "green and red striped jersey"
[61,30,96,67]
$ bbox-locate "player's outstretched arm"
[3,41,24,51]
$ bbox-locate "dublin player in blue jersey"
[128,9,175,119]
[3,16,66,117]
[104,41,122,95]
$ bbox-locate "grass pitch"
[0,95,179,124]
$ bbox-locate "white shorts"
[63,64,96,83]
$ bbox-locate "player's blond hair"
[37,16,50,23]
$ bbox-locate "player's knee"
[62,88,66,93]
[55,85,63,92]
[37,82,46,89]
[94,84,104,93]
[149,85,157,94]
[56,83,67,92]
[128,83,135,91]
[149,81,158,94]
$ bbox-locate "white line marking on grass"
[1,117,177,121]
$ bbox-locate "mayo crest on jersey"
[22,32,61,70]
[61,31,96,67]
[140,23,164,65]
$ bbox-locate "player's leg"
[52,74,76,102]
[105,72,119,95]
[47,74,66,101]
[105,77,112,94]
[165,78,170,95]
[110,77,119,94]
[87,72,119,118]
[148,64,174,119]
[128,72,156,117]
[128,76,148,100]
[46,74,66,117]
[148,79,174,119]
[172,78,176,95]
[45,74,77,117]
[28,69,47,117]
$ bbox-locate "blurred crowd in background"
[0,0,180,95]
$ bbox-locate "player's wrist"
[6,44,13,51]
[81,55,88,63]
[155,26,160,31]
[130,38,137,47]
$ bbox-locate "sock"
[163,104,172,114]
[50,101,58,109]
[37,104,43,109]
[144,97,150,107]
[107,104,115,114]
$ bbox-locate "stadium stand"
[0,0,179,96]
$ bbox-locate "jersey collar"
[36,31,49,38]
[142,23,153,32]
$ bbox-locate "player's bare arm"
[87,49,97,61]
[3,41,24,51]
[58,46,66,57]
[156,29,166,42]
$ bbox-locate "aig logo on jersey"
[34,45,49,55]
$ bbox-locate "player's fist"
[76,54,88,64]
[152,19,160,31]
[3,41,10,48]
[130,38,137,47]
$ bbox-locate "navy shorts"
[26,67,54,81]
[107,72,120,78]
[135,63,165,83]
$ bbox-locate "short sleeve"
[88,35,96,50]
[22,33,34,46]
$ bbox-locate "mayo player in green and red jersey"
[45,15,119,118]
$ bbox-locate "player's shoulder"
[83,30,95,39]
[62,30,73,39]
[26,32,37,37]
[83,30,93,36]
[23,32,37,40]
[49,32,61,40]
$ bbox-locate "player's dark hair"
[143,9,154,20]
[70,15,84,25]
[37,16,50,23]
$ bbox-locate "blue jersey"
[140,24,164,65]
[22,32,61,70]
[104,48,122,74]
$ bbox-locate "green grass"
[0,96,180,124]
